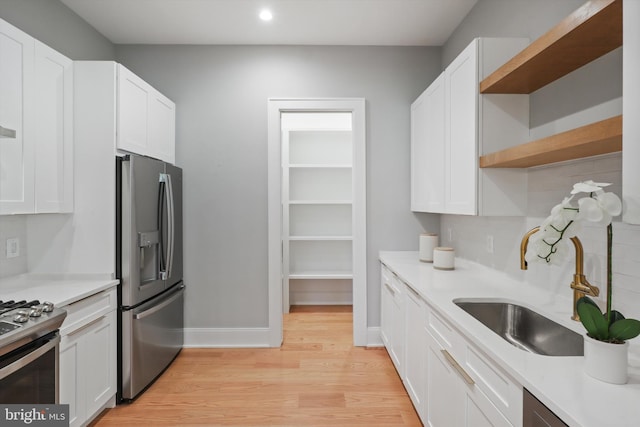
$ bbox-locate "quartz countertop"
[0,274,118,307]
[379,251,640,427]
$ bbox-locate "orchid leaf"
[607,310,625,325]
[578,296,600,309]
[609,319,640,341]
[577,299,608,340]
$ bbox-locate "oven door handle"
[0,334,60,381]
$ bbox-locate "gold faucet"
[520,226,600,321]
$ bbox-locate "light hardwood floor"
[91,306,421,426]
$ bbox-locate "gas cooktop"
[0,299,67,356]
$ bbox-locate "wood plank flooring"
[90,305,421,426]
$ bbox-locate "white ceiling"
[60,0,477,46]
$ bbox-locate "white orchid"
[527,181,621,264]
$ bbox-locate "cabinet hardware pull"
[0,125,17,138]
[441,349,475,385]
[384,282,396,295]
[406,285,420,298]
[65,315,105,337]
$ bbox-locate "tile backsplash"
[441,153,640,324]
[0,216,28,278]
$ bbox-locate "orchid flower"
[528,181,621,264]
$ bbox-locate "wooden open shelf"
[479,115,622,168]
[480,0,622,94]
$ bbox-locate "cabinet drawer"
[464,343,522,425]
[61,287,116,335]
[427,306,461,356]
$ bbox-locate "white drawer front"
[465,343,522,426]
[61,287,116,335]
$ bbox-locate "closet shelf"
[479,115,622,168]
[480,0,622,94]
[289,236,353,241]
[289,272,353,280]
[288,200,352,205]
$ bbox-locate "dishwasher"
[523,389,568,427]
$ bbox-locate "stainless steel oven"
[0,300,66,404]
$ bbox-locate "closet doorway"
[267,99,366,347]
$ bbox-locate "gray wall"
[0,0,114,60]
[115,45,441,328]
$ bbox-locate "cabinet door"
[404,287,427,419]
[34,41,73,213]
[389,278,405,377]
[84,311,117,419]
[426,330,464,427]
[445,40,478,215]
[149,91,176,164]
[117,65,151,155]
[380,267,394,348]
[0,19,35,214]
[623,0,640,224]
[60,330,85,427]
[411,73,445,213]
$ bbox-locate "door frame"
[267,98,367,347]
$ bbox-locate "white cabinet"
[0,18,35,214]
[425,303,521,427]
[411,73,445,212]
[380,263,404,377]
[410,38,529,215]
[0,18,73,215]
[60,287,117,427]
[381,260,522,427]
[34,41,73,213]
[117,64,176,164]
[403,285,427,420]
[623,0,640,224]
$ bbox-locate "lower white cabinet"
[380,264,405,377]
[403,285,427,420]
[426,310,515,427]
[60,287,117,427]
[380,261,522,427]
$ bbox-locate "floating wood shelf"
[479,115,622,168]
[480,0,622,94]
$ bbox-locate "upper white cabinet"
[0,19,35,214]
[34,41,74,213]
[623,0,640,224]
[117,65,176,164]
[411,73,445,213]
[0,18,73,215]
[411,38,529,216]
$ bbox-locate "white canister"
[433,247,455,270]
[419,233,439,262]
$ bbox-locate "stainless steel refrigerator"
[116,154,184,401]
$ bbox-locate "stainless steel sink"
[454,299,583,356]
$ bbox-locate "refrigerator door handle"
[133,284,185,320]
[159,173,175,280]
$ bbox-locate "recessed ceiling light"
[259,9,273,21]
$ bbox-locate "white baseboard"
[184,326,383,348]
[184,327,271,348]
[367,326,383,347]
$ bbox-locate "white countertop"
[0,274,118,307]
[380,251,640,427]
